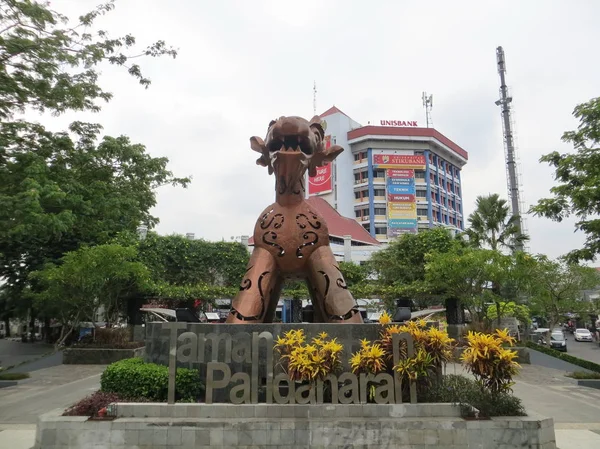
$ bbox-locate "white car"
[573,328,593,342]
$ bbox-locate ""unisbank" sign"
[380,120,418,127]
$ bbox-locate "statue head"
[250,116,343,190]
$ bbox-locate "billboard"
[308,135,332,195]
[382,155,423,238]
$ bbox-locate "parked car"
[550,332,567,352]
[573,328,593,342]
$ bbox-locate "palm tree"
[466,194,529,252]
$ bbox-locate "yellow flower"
[379,311,392,325]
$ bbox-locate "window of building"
[375,226,387,235]
[415,170,425,179]
[456,187,461,196]
[374,189,385,197]
[415,151,424,156]
[416,190,426,198]
[354,153,360,161]
[374,169,385,178]
[417,208,428,217]
[374,207,386,215]
[361,151,368,159]
[362,223,371,232]
[354,191,361,199]
[355,210,361,218]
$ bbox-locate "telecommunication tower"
[422,92,433,127]
[495,46,527,252]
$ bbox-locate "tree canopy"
[527,256,599,332]
[369,227,462,286]
[0,0,177,120]
[530,96,600,262]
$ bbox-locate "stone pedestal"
[36,403,557,449]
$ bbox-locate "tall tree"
[32,244,149,346]
[369,227,462,286]
[466,194,529,252]
[527,256,599,346]
[369,227,466,316]
[0,0,176,121]
[530,97,600,263]
[0,1,186,320]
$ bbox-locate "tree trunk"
[496,301,502,326]
[3,317,10,337]
[445,297,461,325]
[29,311,35,343]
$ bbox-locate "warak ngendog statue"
[226,116,362,324]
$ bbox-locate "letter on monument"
[205,362,232,404]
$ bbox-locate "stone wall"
[36,403,556,449]
[63,346,145,365]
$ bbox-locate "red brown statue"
[226,116,363,324]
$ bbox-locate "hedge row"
[100,358,203,402]
[525,341,600,373]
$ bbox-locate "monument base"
[36,403,556,449]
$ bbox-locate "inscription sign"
[164,323,417,405]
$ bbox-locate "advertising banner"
[373,154,426,169]
[384,155,422,238]
[388,193,415,202]
[308,135,332,195]
[388,219,419,228]
[386,169,414,178]
[387,183,416,195]
[388,228,418,237]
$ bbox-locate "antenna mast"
[313,81,317,116]
[422,92,433,127]
[495,46,526,252]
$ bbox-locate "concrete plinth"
[36,403,557,449]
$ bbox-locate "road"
[0,340,55,370]
[565,337,600,365]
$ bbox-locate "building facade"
[308,107,469,243]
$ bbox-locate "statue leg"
[226,247,282,323]
[306,246,363,323]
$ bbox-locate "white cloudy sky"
[43,0,600,261]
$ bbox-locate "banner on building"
[384,156,423,238]
[373,154,426,169]
[308,135,332,195]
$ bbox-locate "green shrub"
[0,372,30,381]
[423,374,526,418]
[100,358,203,402]
[565,371,600,380]
[526,341,600,373]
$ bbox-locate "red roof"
[319,106,350,119]
[347,125,469,160]
[247,196,380,246]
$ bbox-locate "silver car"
[573,328,593,342]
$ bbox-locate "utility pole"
[495,46,526,252]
